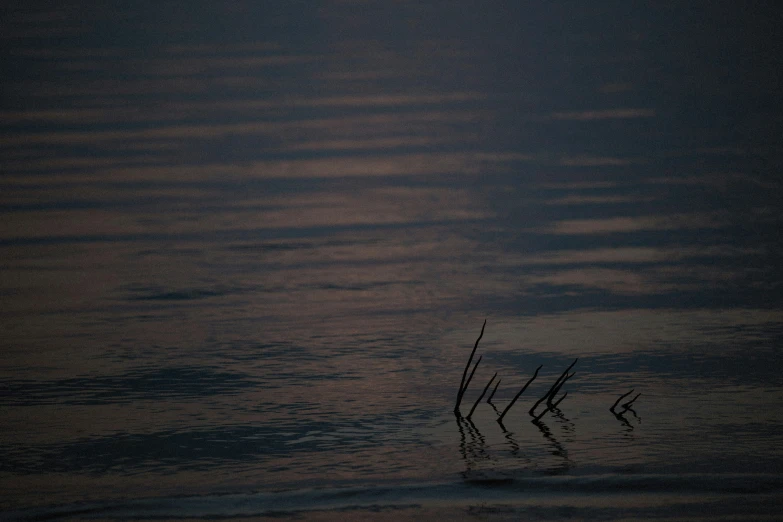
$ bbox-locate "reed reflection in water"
[2,1,783,519]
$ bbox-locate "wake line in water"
[6,473,782,521]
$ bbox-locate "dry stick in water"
[546,371,575,409]
[535,376,573,422]
[529,359,577,417]
[487,378,501,404]
[529,358,578,421]
[455,320,486,414]
[497,365,542,424]
[461,355,482,406]
[466,372,498,420]
[553,391,568,408]
[622,393,641,411]
[610,389,636,414]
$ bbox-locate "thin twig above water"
[497,365,541,425]
[466,372,498,420]
[454,319,486,415]
[529,358,577,422]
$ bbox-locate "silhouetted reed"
[454,322,641,434]
[466,372,497,420]
[487,378,501,404]
[529,358,577,422]
[497,365,541,425]
[610,389,641,414]
[454,319,486,415]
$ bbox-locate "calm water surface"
[2,2,783,520]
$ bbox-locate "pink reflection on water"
[550,108,655,120]
[510,246,757,266]
[538,213,726,235]
[557,156,634,167]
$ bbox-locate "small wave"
[128,289,225,301]
[5,473,783,521]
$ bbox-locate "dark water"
[2,2,783,520]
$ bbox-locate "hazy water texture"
[2,1,783,520]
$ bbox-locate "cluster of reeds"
[454,320,639,427]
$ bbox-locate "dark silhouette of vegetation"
[610,389,641,429]
[466,372,497,420]
[610,389,640,414]
[529,358,577,422]
[486,378,501,404]
[497,365,541,425]
[454,321,640,431]
[454,319,485,415]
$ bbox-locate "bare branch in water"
[532,403,550,422]
[529,358,578,420]
[553,391,568,408]
[497,365,542,424]
[547,371,575,409]
[610,389,641,429]
[455,320,486,415]
[621,392,641,412]
[466,372,498,420]
[487,378,501,404]
[463,354,482,397]
[610,389,635,414]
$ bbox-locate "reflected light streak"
[0,92,483,124]
[2,152,491,185]
[0,110,485,147]
[538,213,725,235]
[523,267,672,295]
[316,69,404,81]
[517,263,753,298]
[283,92,484,107]
[508,245,758,266]
[1,155,164,172]
[543,195,653,205]
[537,181,618,189]
[283,135,466,152]
[254,188,488,230]
[648,173,781,190]
[137,54,320,76]
[0,186,491,240]
[550,109,655,120]
[557,156,634,167]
